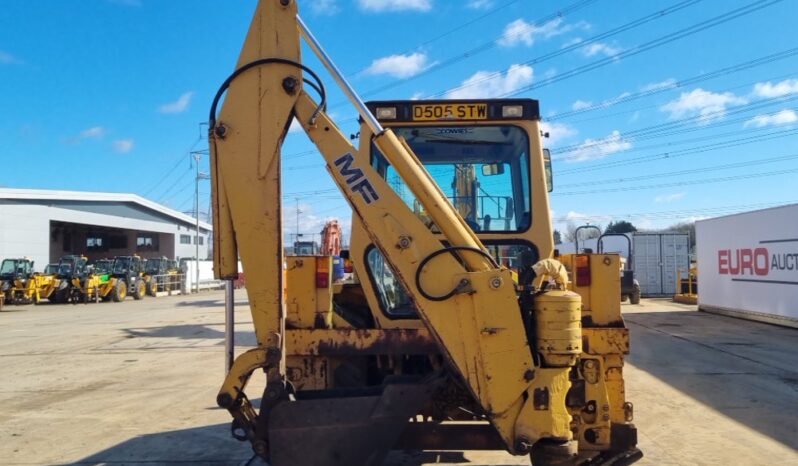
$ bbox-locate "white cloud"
[357,0,431,12]
[311,0,339,15]
[288,117,303,133]
[660,88,747,121]
[641,78,677,92]
[0,50,22,65]
[572,99,592,111]
[80,127,106,139]
[752,78,798,98]
[410,92,424,100]
[567,130,631,162]
[744,109,798,128]
[540,122,577,146]
[683,215,709,223]
[562,37,583,48]
[467,0,494,8]
[159,91,194,114]
[580,42,621,58]
[654,192,685,203]
[498,18,570,47]
[446,64,533,99]
[364,52,431,79]
[113,139,134,153]
[596,91,631,108]
[64,126,106,144]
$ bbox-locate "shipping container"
[631,233,690,296]
[557,231,689,297]
[696,204,798,328]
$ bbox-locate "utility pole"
[294,197,303,252]
[193,151,210,293]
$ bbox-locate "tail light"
[316,258,330,288]
[575,254,591,287]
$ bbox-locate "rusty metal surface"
[286,328,436,356]
[581,328,630,355]
[267,382,435,466]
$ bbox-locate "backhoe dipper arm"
[210,0,574,459]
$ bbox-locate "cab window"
[365,247,417,318]
[371,125,531,233]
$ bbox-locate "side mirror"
[543,148,553,193]
[481,163,505,176]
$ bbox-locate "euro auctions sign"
[696,204,798,325]
[717,244,798,284]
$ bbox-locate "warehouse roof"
[0,188,212,230]
[695,202,798,223]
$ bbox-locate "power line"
[426,0,703,99]
[556,153,798,188]
[548,48,798,121]
[551,93,798,156]
[553,166,798,196]
[557,127,798,175]
[143,123,206,198]
[330,0,600,107]
[550,200,798,223]
[557,71,798,125]
[501,0,785,98]
[348,0,522,77]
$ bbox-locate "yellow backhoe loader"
[209,2,640,465]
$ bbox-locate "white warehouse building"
[0,188,211,271]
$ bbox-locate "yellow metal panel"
[286,328,435,356]
[210,0,300,351]
[294,92,543,450]
[582,328,630,355]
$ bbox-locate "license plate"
[412,103,488,121]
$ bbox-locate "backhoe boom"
[209,2,640,465]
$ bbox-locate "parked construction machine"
[209,2,640,465]
[143,257,180,295]
[0,258,37,304]
[108,255,147,301]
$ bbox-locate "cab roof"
[365,98,540,123]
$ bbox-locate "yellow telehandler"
[209,2,640,465]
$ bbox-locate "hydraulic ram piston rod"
[297,15,490,271]
[296,15,383,134]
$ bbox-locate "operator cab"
[351,99,554,325]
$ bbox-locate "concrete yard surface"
[0,293,796,465]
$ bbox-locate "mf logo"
[333,153,379,204]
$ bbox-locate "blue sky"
[2,0,797,240]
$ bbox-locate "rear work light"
[316,258,330,288]
[375,107,397,119]
[502,105,524,118]
[575,254,591,287]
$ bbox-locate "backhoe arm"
[210,1,575,462]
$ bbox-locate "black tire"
[146,279,158,297]
[111,280,127,302]
[53,288,69,304]
[133,281,145,300]
[630,284,641,305]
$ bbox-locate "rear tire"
[111,280,127,302]
[133,281,145,300]
[146,280,157,297]
[53,288,69,304]
[630,284,641,305]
